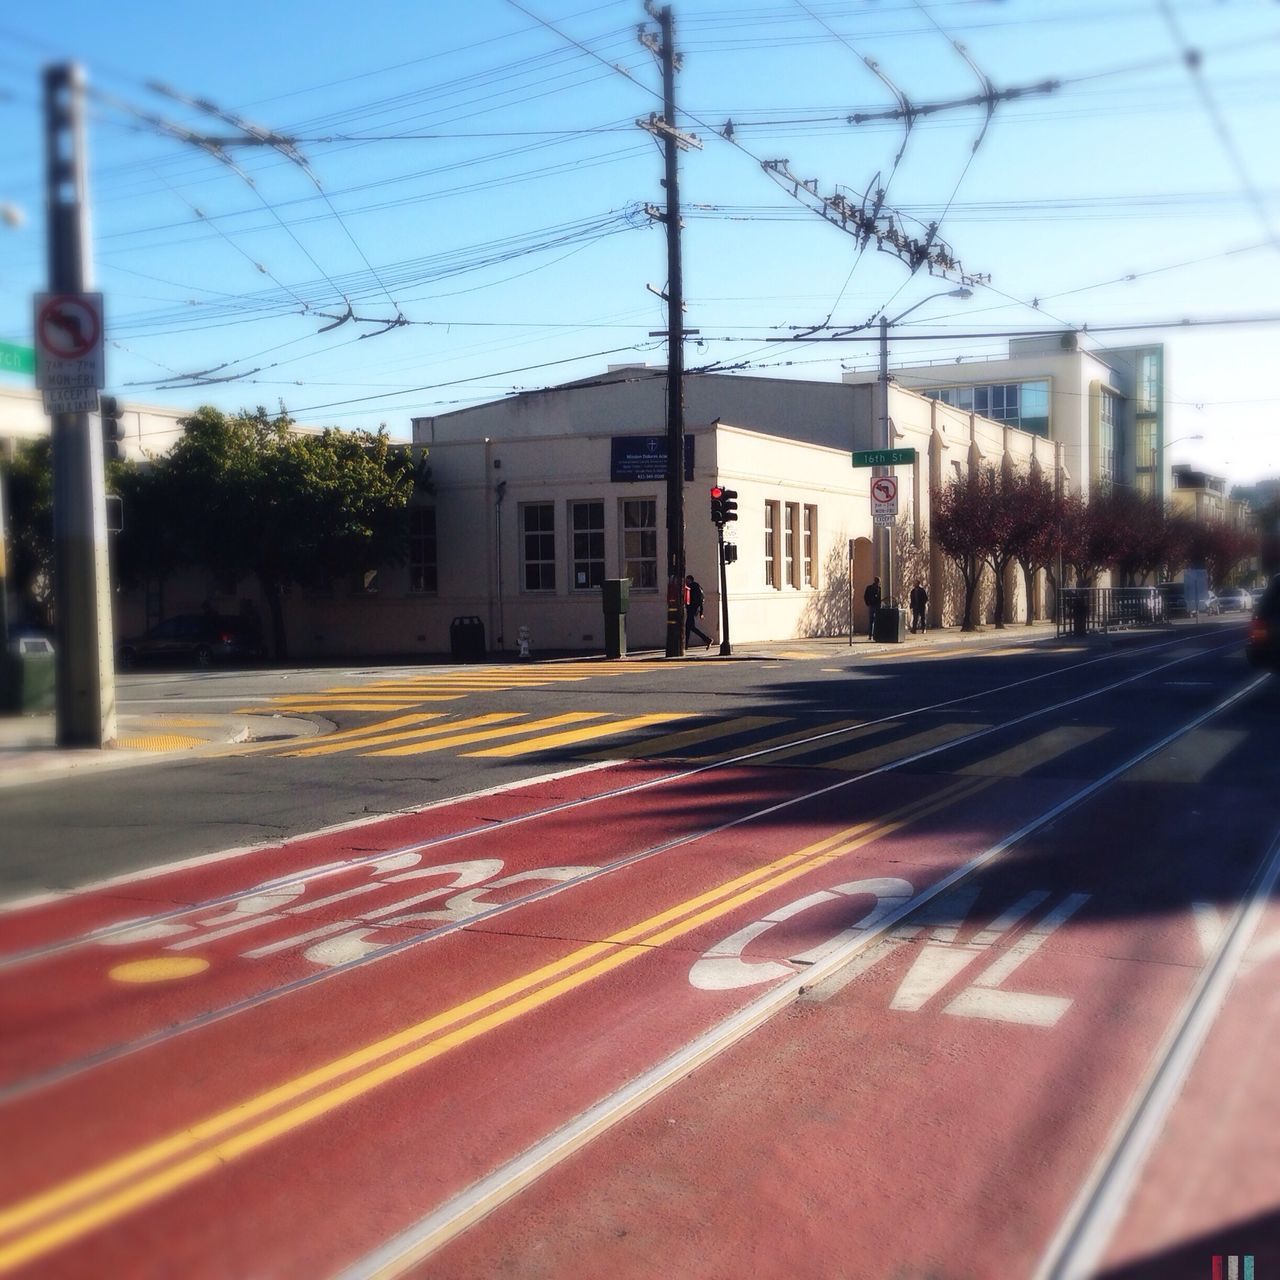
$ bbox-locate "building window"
[1099,391,1118,488]
[409,507,437,593]
[621,498,657,590]
[803,505,817,587]
[570,500,605,591]
[927,379,1050,436]
[522,503,556,591]
[765,500,780,589]
[784,502,799,588]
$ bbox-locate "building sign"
[34,291,105,414]
[610,433,695,483]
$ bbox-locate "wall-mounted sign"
[610,433,695,483]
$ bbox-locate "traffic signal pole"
[44,63,116,746]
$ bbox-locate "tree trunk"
[993,563,1007,629]
[962,564,980,631]
[1022,563,1036,624]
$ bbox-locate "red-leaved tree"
[931,469,1001,631]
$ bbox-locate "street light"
[875,287,973,596]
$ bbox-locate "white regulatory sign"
[871,474,899,521]
[34,292,105,415]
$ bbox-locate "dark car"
[1247,576,1280,671]
[117,614,265,669]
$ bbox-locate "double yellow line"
[0,772,992,1272]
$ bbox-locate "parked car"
[1156,582,1189,618]
[1205,592,1221,616]
[1216,586,1253,613]
[117,614,265,669]
[1247,575,1280,670]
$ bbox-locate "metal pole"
[659,4,685,658]
[875,314,891,603]
[44,63,115,746]
[717,524,731,656]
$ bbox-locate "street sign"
[871,474,899,523]
[33,291,105,414]
[0,341,35,377]
[853,447,917,468]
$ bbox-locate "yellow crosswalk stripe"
[363,712,607,758]
[688,718,866,764]
[958,725,1107,777]
[285,714,524,759]
[464,712,685,758]
[820,723,982,771]
[1121,727,1243,784]
[588,715,788,760]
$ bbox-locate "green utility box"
[602,578,630,659]
[0,645,56,713]
[872,607,906,643]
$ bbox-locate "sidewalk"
[0,710,320,789]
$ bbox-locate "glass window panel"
[570,500,605,590]
[522,503,555,592]
[409,507,437,593]
[621,499,657,590]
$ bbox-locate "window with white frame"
[621,498,657,589]
[765,500,780,589]
[803,505,817,587]
[522,503,556,591]
[409,507,437,593]
[570,500,605,590]
[784,501,799,588]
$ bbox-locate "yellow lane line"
[284,714,525,759]
[464,713,684,758]
[0,773,992,1272]
[363,712,607,758]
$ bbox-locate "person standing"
[909,580,928,634]
[684,574,712,650]
[863,576,882,640]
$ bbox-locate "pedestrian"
[863,576,881,639]
[684,574,712,650]
[909,580,928,634]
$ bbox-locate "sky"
[1,0,1278,488]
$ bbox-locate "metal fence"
[1055,587,1168,638]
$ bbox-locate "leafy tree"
[1004,468,1060,625]
[137,407,420,659]
[983,468,1024,627]
[2,439,54,622]
[931,469,1001,631]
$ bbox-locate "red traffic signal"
[710,486,725,524]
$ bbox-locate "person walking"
[863,576,882,640]
[684,574,713,650]
[909,580,928,634]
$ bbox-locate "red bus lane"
[419,776,1272,1280]
[0,759,1078,1279]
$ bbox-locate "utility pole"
[640,4,700,658]
[44,63,116,746]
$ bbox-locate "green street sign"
[0,342,36,377]
[853,447,917,468]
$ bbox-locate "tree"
[1004,468,1059,626]
[2,439,54,622]
[139,407,420,659]
[931,469,1000,631]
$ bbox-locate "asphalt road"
[1,622,1276,1278]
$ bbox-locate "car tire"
[195,645,213,668]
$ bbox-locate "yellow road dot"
[108,956,210,984]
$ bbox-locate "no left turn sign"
[33,291,105,413]
[871,476,898,505]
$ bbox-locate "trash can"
[448,616,486,662]
[0,642,56,713]
[602,578,630,659]
[872,607,905,643]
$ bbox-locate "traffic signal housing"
[100,394,124,461]
[710,485,725,526]
[720,488,738,523]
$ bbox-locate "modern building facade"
[843,333,1167,502]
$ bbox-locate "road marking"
[1121,728,1246,783]
[957,726,1107,777]
[690,718,868,764]
[587,716,786,760]
[0,777,990,1270]
[283,713,523,759]
[821,723,978,772]
[107,957,209,984]
[362,712,608,757]
[464,713,685,758]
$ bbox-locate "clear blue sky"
[1,0,1278,486]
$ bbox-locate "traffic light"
[723,543,738,564]
[720,488,738,523]
[100,394,124,461]
[710,485,725,525]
